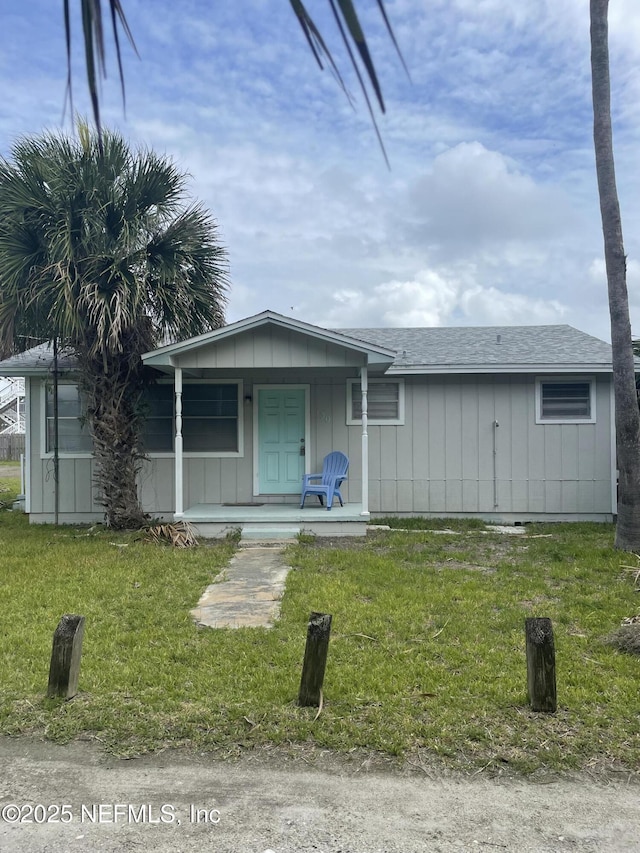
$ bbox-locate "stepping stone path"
[191,523,526,629]
[191,544,291,629]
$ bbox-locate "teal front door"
[258,388,306,494]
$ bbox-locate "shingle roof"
[0,343,77,375]
[0,323,615,376]
[336,325,613,370]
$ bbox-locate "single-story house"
[0,310,618,536]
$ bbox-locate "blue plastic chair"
[300,451,349,510]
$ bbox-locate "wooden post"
[174,366,184,518]
[360,365,369,518]
[525,617,557,712]
[47,615,85,699]
[298,612,332,707]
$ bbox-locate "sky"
[1,0,640,343]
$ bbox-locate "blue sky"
[1,0,640,342]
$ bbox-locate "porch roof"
[141,310,397,370]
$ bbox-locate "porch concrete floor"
[182,502,367,538]
[182,502,365,523]
[191,544,291,629]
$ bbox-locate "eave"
[387,363,614,376]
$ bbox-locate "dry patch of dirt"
[607,618,640,656]
[302,529,535,576]
[0,465,20,478]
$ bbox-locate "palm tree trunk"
[80,350,149,529]
[590,0,640,550]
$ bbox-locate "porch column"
[360,365,370,517]
[174,366,184,518]
[24,376,31,514]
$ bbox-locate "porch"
[139,311,401,536]
[180,501,367,538]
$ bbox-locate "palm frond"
[144,521,199,548]
[289,0,408,167]
[335,0,385,112]
[64,0,138,153]
[374,0,411,82]
[289,0,355,107]
[327,0,390,168]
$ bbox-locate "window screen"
[142,383,239,452]
[351,381,400,421]
[540,381,591,419]
[45,383,92,452]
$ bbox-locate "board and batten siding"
[360,374,613,518]
[138,434,256,510]
[138,370,359,510]
[174,326,367,371]
[27,379,102,520]
[25,370,614,521]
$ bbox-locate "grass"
[1,469,639,774]
[0,463,20,509]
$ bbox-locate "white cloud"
[458,285,567,326]
[588,257,640,337]
[408,142,576,250]
[329,272,459,327]
[308,268,568,330]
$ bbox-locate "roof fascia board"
[0,364,76,377]
[0,367,51,377]
[386,364,613,375]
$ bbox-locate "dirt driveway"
[1,738,639,852]
[0,465,20,476]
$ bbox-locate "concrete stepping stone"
[191,545,291,629]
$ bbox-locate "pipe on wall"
[493,419,500,509]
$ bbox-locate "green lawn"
[1,471,639,773]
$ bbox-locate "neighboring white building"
[0,377,25,434]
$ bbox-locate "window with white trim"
[535,377,596,423]
[346,379,405,425]
[142,382,243,454]
[45,382,92,453]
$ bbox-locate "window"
[142,384,174,451]
[45,382,92,453]
[346,379,404,425]
[536,377,596,423]
[142,382,242,454]
[182,383,239,452]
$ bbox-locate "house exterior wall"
[25,371,614,522]
[359,374,613,518]
[27,378,102,520]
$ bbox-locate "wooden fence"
[0,434,25,461]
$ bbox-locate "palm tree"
[590,0,640,550]
[0,124,229,528]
